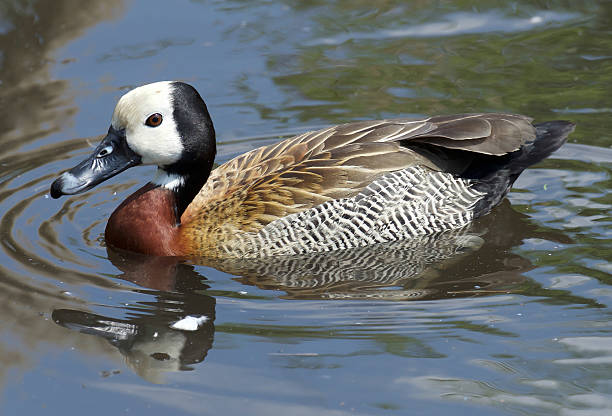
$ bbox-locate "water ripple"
[309,11,580,45]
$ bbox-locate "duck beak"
[50,127,141,199]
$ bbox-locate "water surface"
[0,1,611,415]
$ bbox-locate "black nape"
[170,81,216,171]
[164,82,218,222]
[171,172,207,224]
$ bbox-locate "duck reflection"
[52,199,569,381]
[53,255,215,384]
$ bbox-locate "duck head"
[50,81,216,199]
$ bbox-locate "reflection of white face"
[111,81,184,167]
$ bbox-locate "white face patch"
[111,81,183,166]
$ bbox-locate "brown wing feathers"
[181,113,534,245]
[412,113,535,155]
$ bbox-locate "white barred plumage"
[224,166,484,257]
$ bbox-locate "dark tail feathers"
[471,120,575,216]
[504,121,575,175]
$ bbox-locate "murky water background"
[0,1,611,414]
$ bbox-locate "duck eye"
[145,113,163,127]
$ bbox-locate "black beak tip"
[50,178,65,199]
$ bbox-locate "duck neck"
[104,165,213,256]
[153,165,211,224]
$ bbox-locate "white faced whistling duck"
[50,81,574,257]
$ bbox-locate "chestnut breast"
[105,183,185,256]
